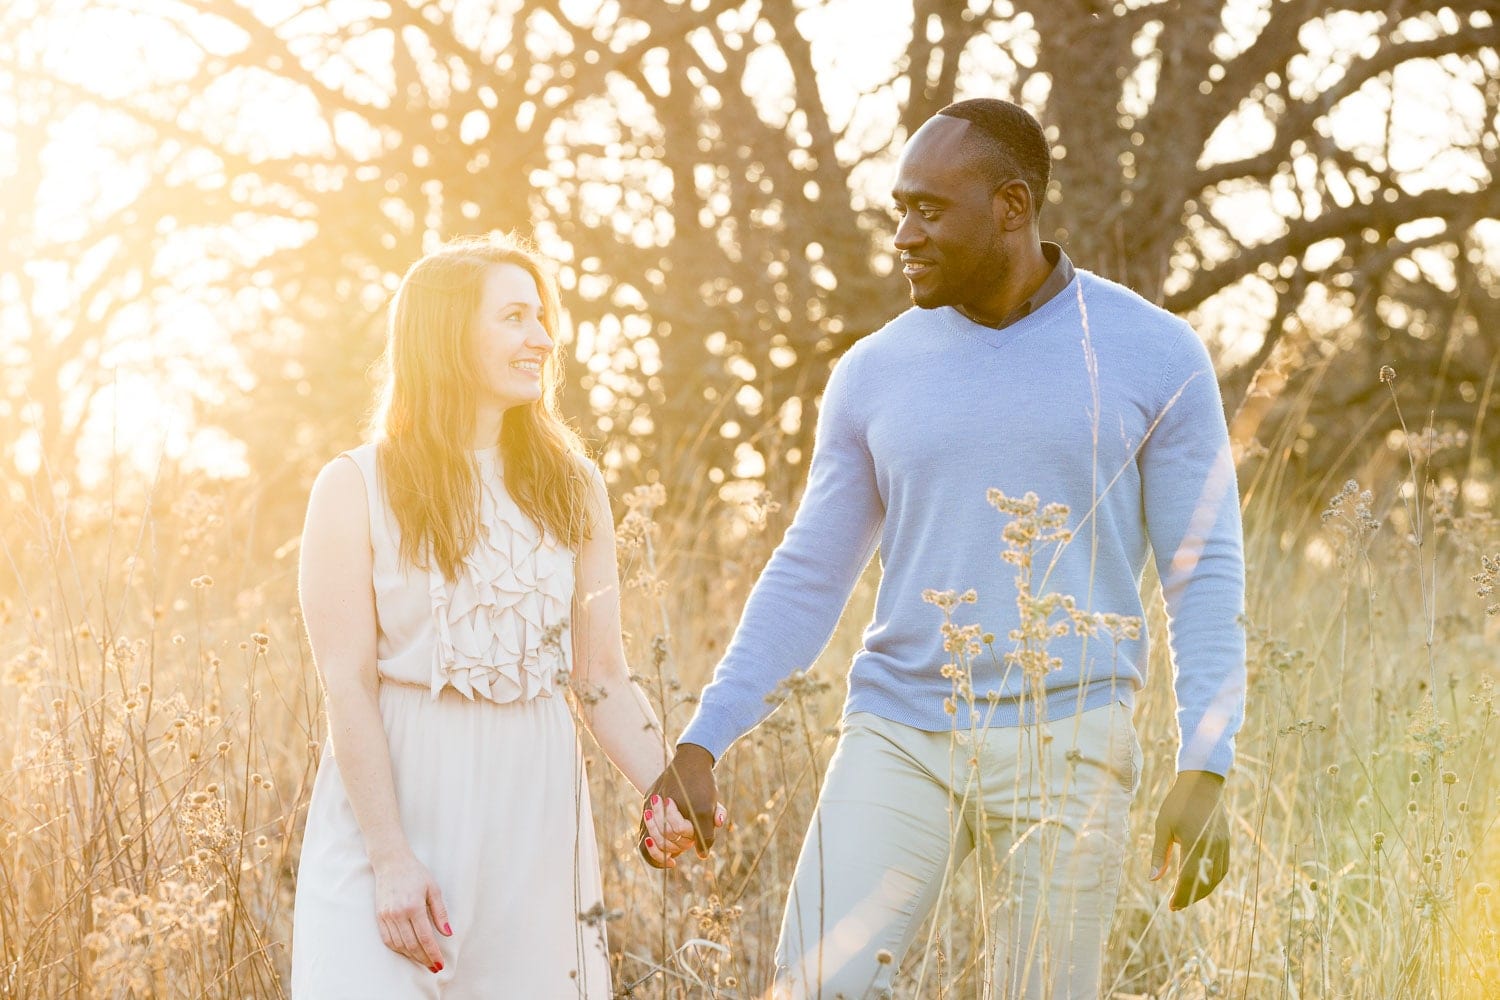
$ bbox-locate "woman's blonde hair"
[372,233,592,578]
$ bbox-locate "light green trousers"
[773,702,1141,1000]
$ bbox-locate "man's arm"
[650,349,886,856]
[1139,326,1247,907]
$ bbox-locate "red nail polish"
[435,962,443,972]
[443,922,452,935]
[651,795,660,805]
[645,837,654,848]
[644,809,653,820]
[429,965,438,974]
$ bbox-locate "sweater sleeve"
[1141,327,1247,776]
[677,349,884,761]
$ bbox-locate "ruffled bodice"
[344,444,575,705]
[427,450,574,701]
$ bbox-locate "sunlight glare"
[9,0,1498,486]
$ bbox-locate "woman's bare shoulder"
[303,453,371,540]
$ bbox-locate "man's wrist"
[1175,769,1226,797]
[674,742,716,767]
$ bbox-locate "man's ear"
[993,178,1033,233]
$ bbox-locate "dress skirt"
[291,682,612,999]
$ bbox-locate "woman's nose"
[526,322,554,350]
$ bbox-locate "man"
[647,98,1246,998]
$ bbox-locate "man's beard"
[908,274,959,310]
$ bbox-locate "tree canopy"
[3,0,1496,510]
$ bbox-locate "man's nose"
[893,214,924,250]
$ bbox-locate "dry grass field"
[2,379,1498,999]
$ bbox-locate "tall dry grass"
[2,379,1498,998]
[1,476,317,997]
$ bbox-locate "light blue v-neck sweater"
[679,271,1247,775]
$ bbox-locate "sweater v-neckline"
[939,272,1082,351]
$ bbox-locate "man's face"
[891,116,1012,315]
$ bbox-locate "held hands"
[638,792,726,867]
[638,743,723,869]
[372,849,453,973]
[1149,769,1230,911]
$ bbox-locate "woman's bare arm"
[568,469,705,863]
[299,456,450,971]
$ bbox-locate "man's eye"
[919,207,941,221]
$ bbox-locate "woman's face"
[469,262,554,412]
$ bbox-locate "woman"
[291,234,708,997]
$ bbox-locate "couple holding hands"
[290,99,1246,999]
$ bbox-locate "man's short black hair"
[936,98,1052,219]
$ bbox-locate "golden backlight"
[3,0,1495,487]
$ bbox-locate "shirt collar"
[976,242,1075,330]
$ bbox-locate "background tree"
[3,0,1496,526]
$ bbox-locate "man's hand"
[1149,769,1229,910]
[641,743,719,864]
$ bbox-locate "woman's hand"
[372,850,453,973]
[639,796,727,868]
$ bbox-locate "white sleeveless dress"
[291,444,611,999]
